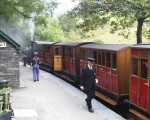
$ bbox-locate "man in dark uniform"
[80,57,98,113]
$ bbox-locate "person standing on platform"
[80,57,98,113]
[32,52,40,82]
[23,55,27,67]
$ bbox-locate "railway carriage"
[130,44,150,120]
[32,41,57,71]
[53,42,93,83]
[80,43,131,106]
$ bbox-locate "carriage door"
[79,49,87,75]
[54,47,62,71]
[147,55,150,113]
[63,47,68,72]
[49,47,53,68]
[131,57,139,105]
[139,58,149,110]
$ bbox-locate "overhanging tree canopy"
[0,0,44,19]
[73,0,150,44]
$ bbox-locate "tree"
[59,13,78,33]
[0,0,44,20]
[35,16,65,41]
[44,0,58,17]
[0,0,59,41]
[73,0,150,44]
[34,0,63,41]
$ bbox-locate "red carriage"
[130,44,150,120]
[80,44,131,106]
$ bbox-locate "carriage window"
[140,59,148,79]
[132,58,138,75]
[86,50,95,61]
[66,48,70,56]
[80,49,86,59]
[85,50,89,59]
[106,53,111,67]
[64,48,71,57]
[55,48,59,55]
[67,48,70,56]
[64,48,66,56]
[102,52,105,66]
[112,54,116,68]
[94,51,97,64]
[65,48,67,56]
[98,52,102,65]
[88,50,94,58]
[69,48,73,57]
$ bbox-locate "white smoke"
[27,13,36,41]
[0,16,30,49]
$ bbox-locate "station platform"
[10,64,126,120]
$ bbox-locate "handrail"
[144,77,150,87]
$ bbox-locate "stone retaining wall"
[0,39,20,88]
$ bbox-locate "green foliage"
[59,13,77,32]
[44,0,58,17]
[59,12,88,41]
[35,16,65,41]
[0,0,60,43]
[0,0,44,20]
[72,0,150,43]
[143,23,150,39]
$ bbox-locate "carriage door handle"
[145,77,150,87]
[149,77,150,87]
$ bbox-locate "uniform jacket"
[80,65,96,96]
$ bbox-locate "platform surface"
[11,63,126,120]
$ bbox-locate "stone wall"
[0,39,20,88]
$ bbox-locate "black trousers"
[85,92,95,109]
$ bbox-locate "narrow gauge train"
[31,41,150,120]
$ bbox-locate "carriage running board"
[129,109,150,120]
[95,91,117,106]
